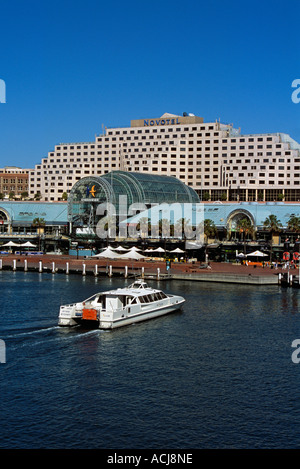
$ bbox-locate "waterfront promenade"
[0,254,288,285]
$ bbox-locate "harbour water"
[0,271,299,449]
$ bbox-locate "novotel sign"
[144,118,181,126]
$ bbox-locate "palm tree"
[236,217,254,254]
[32,217,46,251]
[174,218,191,239]
[204,219,217,261]
[136,217,151,238]
[287,215,300,233]
[263,214,282,262]
[32,217,45,232]
[204,219,217,241]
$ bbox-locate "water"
[0,271,299,449]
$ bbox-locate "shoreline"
[0,254,290,285]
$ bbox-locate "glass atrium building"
[68,171,200,234]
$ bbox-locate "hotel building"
[29,112,300,202]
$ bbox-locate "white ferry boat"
[58,280,185,329]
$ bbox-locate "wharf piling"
[0,256,289,285]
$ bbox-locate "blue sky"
[0,0,299,168]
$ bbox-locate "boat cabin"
[83,280,169,312]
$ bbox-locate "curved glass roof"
[68,171,200,227]
[102,171,199,205]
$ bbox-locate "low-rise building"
[0,166,30,199]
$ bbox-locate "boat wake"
[4,326,60,340]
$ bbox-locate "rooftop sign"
[131,114,203,128]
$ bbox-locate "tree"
[32,218,46,251]
[8,191,15,200]
[21,191,29,200]
[263,214,282,261]
[32,217,45,233]
[236,217,254,254]
[287,215,300,233]
[203,219,217,261]
[258,191,264,201]
[174,218,193,239]
[204,219,217,242]
[136,217,151,238]
[62,192,68,201]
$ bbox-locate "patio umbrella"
[119,251,145,260]
[92,247,121,259]
[20,241,36,247]
[246,250,268,257]
[2,241,21,247]
[170,247,185,253]
[115,246,129,251]
[151,247,166,252]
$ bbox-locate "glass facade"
[68,171,200,231]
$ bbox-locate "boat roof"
[105,286,161,297]
[99,280,163,297]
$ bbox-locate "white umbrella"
[236,252,245,258]
[246,250,268,257]
[120,250,145,260]
[2,241,20,247]
[129,246,142,251]
[92,247,121,259]
[151,247,166,252]
[115,246,129,251]
[21,241,36,247]
[170,247,185,253]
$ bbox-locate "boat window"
[156,292,167,299]
[118,296,126,306]
[154,293,161,301]
[126,296,132,305]
[131,297,137,304]
[126,296,135,305]
[139,296,146,303]
[97,295,106,308]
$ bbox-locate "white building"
[28,112,300,202]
